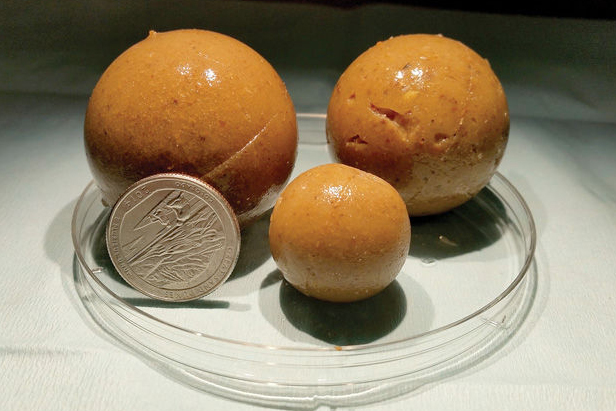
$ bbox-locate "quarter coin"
[106,173,241,302]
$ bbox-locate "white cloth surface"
[1,2,615,410]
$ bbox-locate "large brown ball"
[269,163,411,303]
[85,29,297,227]
[326,34,509,216]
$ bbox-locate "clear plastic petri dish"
[72,113,536,409]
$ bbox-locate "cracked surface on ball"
[85,29,297,227]
[326,34,509,216]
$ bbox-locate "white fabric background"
[1,1,615,410]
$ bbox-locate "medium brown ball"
[85,29,297,227]
[269,163,411,303]
[327,34,509,216]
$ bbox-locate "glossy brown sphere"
[85,29,297,227]
[269,163,411,303]
[327,34,509,216]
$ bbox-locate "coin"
[106,173,241,302]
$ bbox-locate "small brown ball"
[84,29,297,227]
[326,34,509,216]
[269,163,411,303]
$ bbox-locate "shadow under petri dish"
[410,186,507,260]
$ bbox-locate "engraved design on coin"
[106,173,241,302]
[126,190,224,287]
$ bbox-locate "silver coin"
[106,173,241,302]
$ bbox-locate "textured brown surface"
[84,29,297,227]
[327,34,509,216]
[269,163,411,303]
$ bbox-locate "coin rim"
[106,173,241,302]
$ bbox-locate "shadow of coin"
[122,297,231,310]
[89,209,128,285]
[410,187,506,260]
[278,277,407,346]
[228,209,273,281]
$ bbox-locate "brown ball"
[84,29,297,227]
[269,163,411,303]
[326,34,509,216]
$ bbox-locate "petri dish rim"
[71,113,536,356]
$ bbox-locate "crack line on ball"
[202,113,279,179]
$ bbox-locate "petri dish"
[72,113,536,409]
